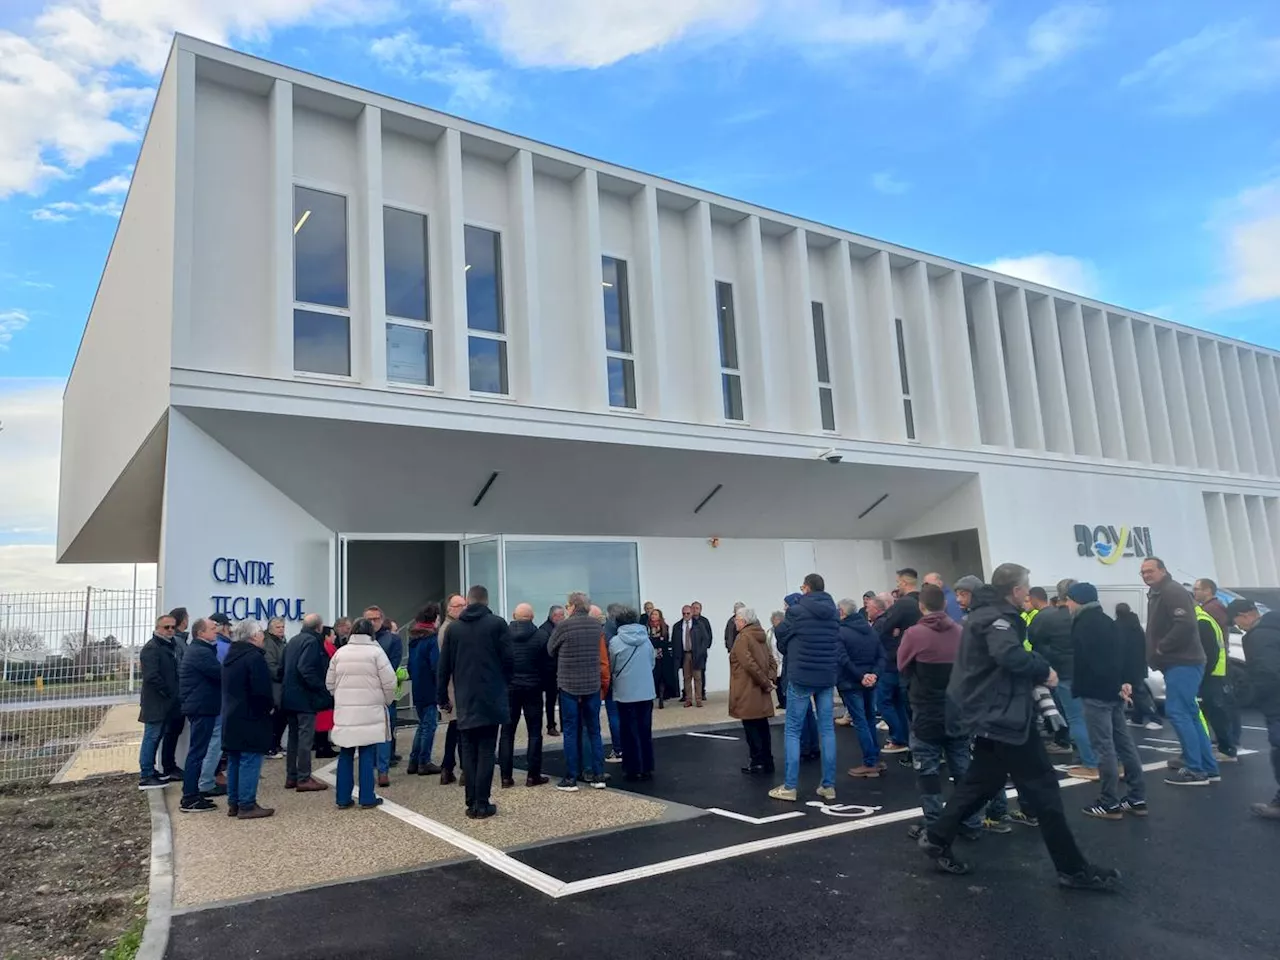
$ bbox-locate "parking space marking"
[685,732,739,741]
[707,808,806,825]
[1242,726,1268,732]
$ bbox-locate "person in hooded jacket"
[178,617,222,812]
[836,599,884,778]
[730,607,777,775]
[777,594,820,760]
[499,603,550,788]
[406,604,442,776]
[1028,582,1096,773]
[1114,603,1160,729]
[221,620,276,820]
[609,607,658,782]
[326,617,398,809]
[770,574,841,803]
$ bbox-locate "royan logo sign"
[1073,525,1154,566]
[210,557,306,621]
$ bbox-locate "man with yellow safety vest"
[1194,602,1238,762]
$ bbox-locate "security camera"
[816,447,843,464]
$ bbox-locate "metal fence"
[0,587,156,783]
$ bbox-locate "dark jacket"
[178,638,222,717]
[1242,611,1280,716]
[436,603,513,729]
[671,617,713,670]
[947,587,1052,745]
[508,619,546,690]
[1115,609,1148,682]
[548,611,607,696]
[407,623,439,708]
[173,630,189,663]
[875,592,921,671]
[282,629,334,714]
[836,610,884,691]
[724,615,739,653]
[898,611,962,743]
[774,590,841,689]
[262,631,287,707]
[533,618,559,690]
[1070,603,1131,702]
[138,633,181,723]
[1145,575,1203,671]
[220,641,275,755]
[376,626,404,672]
[1027,604,1074,680]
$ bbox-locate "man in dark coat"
[690,601,714,700]
[1029,582,1094,769]
[138,613,183,788]
[168,607,190,663]
[499,603,549,788]
[534,605,565,735]
[366,605,404,775]
[1227,599,1280,819]
[724,602,745,652]
[281,613,332,792]
[671,605,712,707]
[220,620,276,819]
[437,585,514,818]
[178,617,222,811]
[874,568,923,753]
[836,599,884,777]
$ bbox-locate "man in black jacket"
[178,618,222,812]
[691,602,714,701]
[874,568,922,754]
[1065,583,1146,820]
[919,563,1118,891]
[534,605,566,735]
[1227,599,1280,819]
[724,602,744,652]
[138,613,183,789]
[281,613,332,793]
[1029,582,1096,773]
[499,603,548,788]
[438,585,514,818]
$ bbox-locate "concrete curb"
[137,789,175,960]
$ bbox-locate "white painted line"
[1142,737,1182,745]
[1242,726,1268,732]
[707,807,806,825]
[685,732,739,741]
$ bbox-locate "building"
[58,36,1280,691]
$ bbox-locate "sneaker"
[881,741,909,754]
[359,797,385,810]
[847,765,881,778]
[916,832,971,875]
[1144,721,1163,731]
[265,749,283,759]
[906,822,925,841]
[981,817,1013,834]
[555,777,580,792]
[589,775,608,790]
[1250,800,1280,820]
[1082,802,1123,821]
[180,797,217,814]
[1214,750,1238,763]
[605,751,623,764]
[768,785,798,801]
[1208,773,1222,783]
[835,715,852,726]
[236,804,276,820]
[1118,797,1148,817]
[876,719,889,731]
[162,766,184,780]
[1164,768,1209,787]
[138,776,168,790]
[1166,756,1184,771]
[1066,766,1100,781]
[1045,742,1074,755]
[1008,810,1039,828]
[199,784,228,798]
[1058,864,1121,892]
[1126,718,1146,728]
[815,785,836,801]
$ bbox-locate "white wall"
[533,172,582,410]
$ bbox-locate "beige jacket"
[325,634,397,748]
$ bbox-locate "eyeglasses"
[158,625,175,631]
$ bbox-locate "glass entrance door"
[461,536,503,615]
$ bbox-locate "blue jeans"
[182,715,216,800]
[139,721,165,779]
[198,717,222,792]
[225,751,264,808]
[841,686,879,767]
[560,691,604,779]
[1165,664,1219,777]
[876,672,910,746]
[801,702,818,754]
[1054,678,1096,767]
[336,745,378,806]
[785,683,836,790]
[604,688,622,756]
[377,705,396,774]
[911,733,982,830]
[411,705,439,766]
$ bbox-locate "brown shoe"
[295,777,330,792]
[847,765,882,778]
[237,804,275,820]
[439,768,456,785]
[1067,765,1100,781]
[377,773,390,788]
[284,780,297,789]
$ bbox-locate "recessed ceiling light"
[464,264,472,271]
[602,281,613,288]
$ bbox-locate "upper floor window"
[602,256,636,409]
[812,301,835,432]
[293,186,350,377]
[716,281,744,421]
[464,225,508,394]
[384,207,432,387]
[895,316,916,440]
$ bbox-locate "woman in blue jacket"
[406,603,441,776]
[608,607,657,782]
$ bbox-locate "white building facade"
[59,37,1280,691]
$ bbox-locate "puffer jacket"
[508,619,546,690]
[178,638,221,717]
[608,623,657,703]
[836,610,884,691]
[325,633,398,748]
[407,622,439,708]
[1027,604,1075,680]
[774,590,841,689]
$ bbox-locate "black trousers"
[499,688,544,780]
[442,720,459,771]
[459,724,499,811]
[1199,674,1237,754]
[930,735,1086,876]
[161,714,184,772]
[270,705,288,752]
[741,718,773,768]
[617,700,654,778]
[544,686,558,730]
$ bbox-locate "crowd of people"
[136,559,1280,885]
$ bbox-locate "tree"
[0,627,45,658]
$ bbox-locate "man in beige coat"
[325,617,397,809]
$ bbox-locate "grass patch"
[103,909,147,960]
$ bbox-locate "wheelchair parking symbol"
[804,801,883,818]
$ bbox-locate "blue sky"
[0,1,1277,587]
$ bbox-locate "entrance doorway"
[342,538,461,626]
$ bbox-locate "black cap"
[209,612,233,625]
[1225,598,1257,620]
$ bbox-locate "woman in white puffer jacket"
[325,618,398,809]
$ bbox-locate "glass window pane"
[469,336,509,394]
[464,225,504,333]
[294,187,348,308]
[463,539,500,601]
[294,309,350,376]
[386,323,432,386]
[504,540,639,622]
[812,302,830,383]
[602,256,632,354]
[607,356,636,409]
[820,386,836,432]
[722,372,744,421]
[895,316,911,395]
[384,207,429,322]
[904,397,916,440]
[715,281,738,370]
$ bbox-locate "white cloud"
[1120,22,1280,115]
[30,196,122,221]
[0,0,396,198]
[0,544,156,594]
[1210,177,1280,309]
[88,172,131,195]
[994,2,1107,88]
[980,253,1100,298]
[369,30,509,112]
[0,310,31,348]
[870,170,909,194]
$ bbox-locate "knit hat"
[1066,582,1098,605]
[953,575,984,594]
